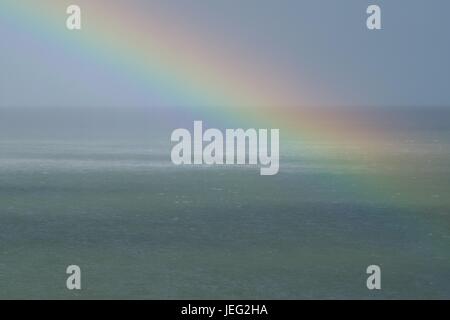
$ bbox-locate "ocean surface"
[0,137,449,299]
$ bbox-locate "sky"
[0,0,449,138]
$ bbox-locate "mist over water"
[1,108,449,299]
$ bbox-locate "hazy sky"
[0,1,449,139]
[1,0,450,109]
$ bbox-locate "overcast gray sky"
[0,1,449,139]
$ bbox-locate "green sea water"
[0,138,449,299]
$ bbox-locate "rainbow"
[1,0,446,208]
[0,1,387,145]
